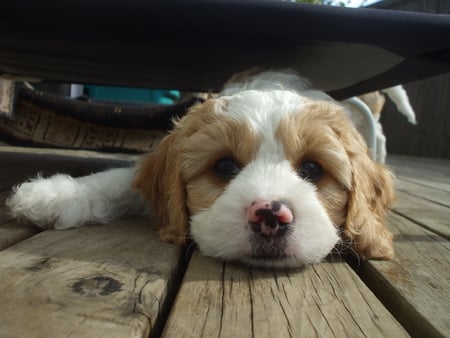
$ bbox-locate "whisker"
[333,228,362,267]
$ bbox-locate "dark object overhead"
[0,0,449,99]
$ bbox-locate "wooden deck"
[0,146,448,338]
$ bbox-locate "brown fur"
[276,101,395,259]
[358,91,386,120]
[328,105,395,259]
[133,127,189,244]
[133,100,260,244]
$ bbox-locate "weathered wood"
[162,252,408,338]
[0,219,40,251]
[0,218,185,338]
[394,190,450,239]
[0,190,40,250]
[0,190,13,225]
[389,159,450,181]
[2,148,448,337]
[395,175,450,194]
[388,155,450,239]
[396,178,450,208]
[388,155,450,192]
[359,212,450,338]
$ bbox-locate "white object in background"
[341,97,377,161]
[70,84,84,98]
[0,79,17,118]
[382,85,417,125]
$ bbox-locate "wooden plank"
[0,219,40,251]
[388,155,450,192]
[388,155,450,238]
[396,178,450,208]
[393,190,450,239]
[0,190,14,225]
[388,155,450,177]
[163,252,408,338]
[0,148,136,251]
[395,175,450,194]
[358,213,450,338]
[0,191,40,250]
[0,218,185,338]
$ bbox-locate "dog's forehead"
[216,90,310,131]
[211,90,317,162]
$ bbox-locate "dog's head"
[134,79,395,268]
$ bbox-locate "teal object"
[84,85,180,104]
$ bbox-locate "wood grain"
[394,190,450,239]
[163,252,408,338]
[359,213,450,338]
[0,218,185,338]
[388,155,450,192]
[389,155,450,238]
[0,219,40,251]
[395,178,450,208]
[0,191,40,250]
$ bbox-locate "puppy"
[6,70,395,268]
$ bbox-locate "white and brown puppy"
[7,70,395,268]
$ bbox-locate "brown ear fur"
[133,130,188,245]
[337,117,396,260]
[345,152,396,259]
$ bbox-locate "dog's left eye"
[297,161,323,182]
[214,157,240,179]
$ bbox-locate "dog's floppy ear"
[340,126,396,260]
[133,130,188,245]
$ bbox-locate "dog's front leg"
[6,167,147,229]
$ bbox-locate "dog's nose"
[247,200,293,237]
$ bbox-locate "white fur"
[220,69,333,102]
[6,168,147,229]
[382,85,417,125]
[190,154,339,268]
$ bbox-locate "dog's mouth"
[248,232,292,261]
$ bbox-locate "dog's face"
[134,90,395,268]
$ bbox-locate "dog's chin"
[218,249,326,269]
[191,226,339,270]
[244,233,307,268]
[190,209,339,269]
[231,247,332,269]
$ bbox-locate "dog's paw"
[6,174,91,230]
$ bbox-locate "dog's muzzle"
[247,200,294,259]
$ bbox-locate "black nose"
[255,206,282,228]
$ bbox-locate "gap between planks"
[0,217,187,338]
[162,252,408,338]
[356,212,449,338]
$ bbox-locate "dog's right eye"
[214,157,240,179]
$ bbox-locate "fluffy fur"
[7,70,396,268]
